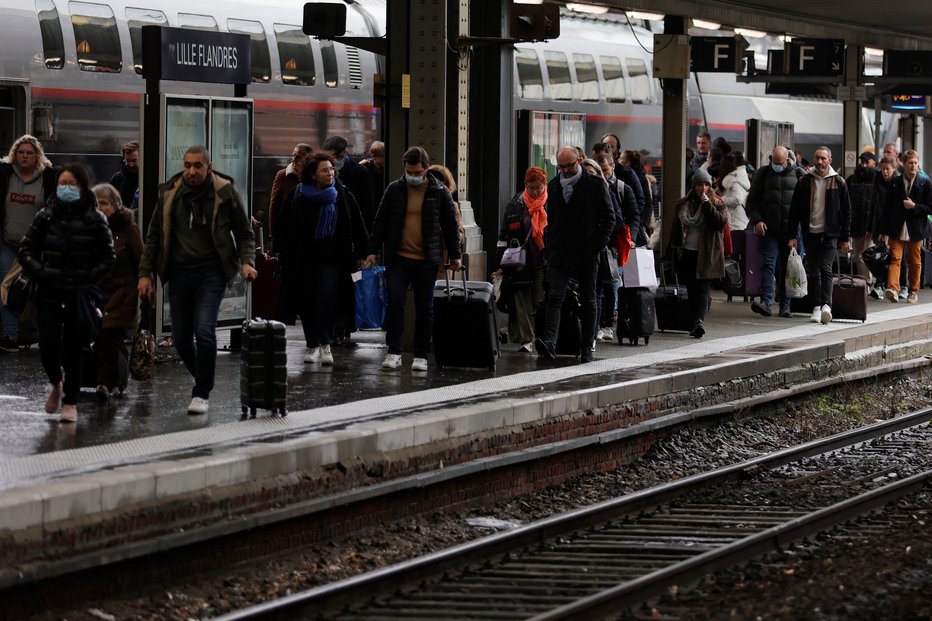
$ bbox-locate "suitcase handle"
[443,263,472,301]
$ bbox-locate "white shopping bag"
[621,247,658,289]
[785,247,808,298]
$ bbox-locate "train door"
[0,80,30,149]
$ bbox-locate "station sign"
[690,37,743,73]
[890,94,926,110]
[786,38,845,77]
[142,25,251,85]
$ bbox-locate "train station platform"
[2,291,932,584]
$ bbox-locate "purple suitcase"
[726,230,762,301]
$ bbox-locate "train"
[0,0,904,216]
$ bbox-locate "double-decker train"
[0,0,900,214]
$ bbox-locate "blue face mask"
[405,174,425,186]
[771,163,785,173]
[57,185,81,202]
[334,157,345,172]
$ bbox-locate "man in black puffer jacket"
[365,146,461,372]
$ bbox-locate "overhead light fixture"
[779,34,792,43]
[692,19,721,30]
[734,27,767,39]
[626,11,665,21]
[865,47,884,56]
[514,0,543,4]
[567,3,608,14]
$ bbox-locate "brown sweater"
[398,182,427,260]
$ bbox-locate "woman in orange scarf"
[497,167,548,352]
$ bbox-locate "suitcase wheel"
[628,337,636,346]
[241,405,249,421]
[250,407,257,419]
[727,294,733,302]
[644,335,650,345]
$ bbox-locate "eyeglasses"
[556,162,577,171]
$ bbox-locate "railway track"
[215,408,932,621]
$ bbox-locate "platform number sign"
[787,38,845,77]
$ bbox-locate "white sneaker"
[187,397,209,415]
[303,347,321,363]
[596,329,605,341]
[601,327,615,341]
[320,344,334,366]
[899,286,908,300]
[820,305,832,324]
[382,353,402,369]
[810,307,822,323]
[411,357,429,371]
[519,341,533,353]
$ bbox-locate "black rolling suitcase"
[432,269,500,370]
[240,318,287,418]
[617,287,654,345]
[655,278,693,333]
[534,285,582,357]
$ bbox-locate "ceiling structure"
[595,0,932,50]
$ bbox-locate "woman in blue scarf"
[273,153,369,366]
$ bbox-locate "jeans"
[677,249,710,324]
[385,256,436,358]
[543,255,599,353]
[801,233,837,308]
[0,242,19,338]
[36,291,82,405]
[168,264,226,399]
[596,280,619,329]
[758,231,791,310]
[299,263,341,348]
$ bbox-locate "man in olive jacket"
[137,146,256,415]
[536,146,615,363]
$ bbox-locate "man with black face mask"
[846,152,878,287]
[323,135,374,231]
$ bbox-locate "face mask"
[405,174,425,186]
[334,157,345,172]
[57,185,81,202]
[771,163,785,173]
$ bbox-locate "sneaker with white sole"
[810,307,822,323]
[820,305,832,324]
[870,286,883,300]
[382,353,402,369]
[900,286,909,300]
[411,357,428,371]
[320,344,334,366]
[907,292,919,304]
[59,404,77,423]
[596,328,605,341]
[884,288,899,303]
[601,327,615,341]
[187,397,209,415]
[519,341,533,353]
[303,347,321,363]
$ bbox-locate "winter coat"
[109,165,139,211]
[877,172,932,242]
[18,193,115,300]
[787,169,852,240]
[139,170,255,284]
[99,206,143,329]
[368,174,461,266]
[543,171,615,269]
[720,166,750,230]
[268,163,300,237]
[746,164,800,234]
[669,190,727,281]
[499,193,546,272]
[868,174,897,238]
[0,161,60,245]
[845,168,877,237]
[274,181,369,323]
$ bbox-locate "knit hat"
[858,151,876,164]
[524,166,547,186]
[692,167,713,187]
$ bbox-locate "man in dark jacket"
[365,146,461,372]
[268,142,312,245]
[845,152,877,287]
[324,135,375,232]
[535,146,615,363]
[137,146,256,416]
[746,146,800,318]
[787,146,852,324]
[109,141,140,210]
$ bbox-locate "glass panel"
[178,13,217,31]
[626,58,651,103]
[320,40,338,88]
[573,53,599,102]
[70,1,122,72]
[515,48,543,99]
[273,24,316,86]
[228,18,271,83]
[36,0,65,69]
[544,51,571,101]
[600,56,626,102]
[126,7,168,75]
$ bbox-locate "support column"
[408,0,447,160]
[660,16,687,259]
[842,44,863,178]
[384,2,409,180]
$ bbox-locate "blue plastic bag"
[354,265,387,329]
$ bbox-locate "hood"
[810,165,838,180]
[722,166,750,191]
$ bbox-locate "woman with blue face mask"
[18,164,115,423]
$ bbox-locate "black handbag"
[722,258,742,289]
[2,266,33,315]
[74,284,105,346]
[861,242,891,268]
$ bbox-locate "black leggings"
[677,249,711,324]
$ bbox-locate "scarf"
[180,172,213,228]
[680,194,705,229]
[522,188,548,250]
[559,166,582,203]
[299,182,339,239]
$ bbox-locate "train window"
[36,0,65,70]
[178,13,218,31]
[69,2,122,73]
[273,25,316,86]
[228,19,271,83]
[600,56,626,103]
[626,58,651,104]
[573,53,599,102]
[319,40,338,88]
[126,8,168,75]
[515,48,543,99]
[544,51,571,101]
